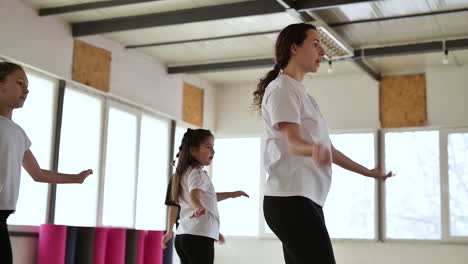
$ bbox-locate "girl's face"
[0,69,29,109]
[190,136,215,167]
[292,29,325,73]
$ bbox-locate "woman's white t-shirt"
[0,115,31,210]
[262,74,332,206]
[176,166,220,240]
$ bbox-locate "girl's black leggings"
[175,234,214,264]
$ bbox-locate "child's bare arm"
[22,149,92,183]
[216,191,249,202]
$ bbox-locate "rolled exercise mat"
[136,230,147,264]
[38,224,67,264]
[105,228,127,264]
[65,226,78,264]
[144,231,164,264]
[125,229,137,264]
[93,227,110,264]
[75,226,95,264]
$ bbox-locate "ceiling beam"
[39,0,161,16]
[353,42,442,59]
[168,58,275,74]
[295,0,383,12]
[126,30,281,49]
[72,1,284,37]
[329,7,468,27]
[352,60,381,81]
[168,37,468,74]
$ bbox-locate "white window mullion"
[133,113,142,228]
[440,130,450,241]
[96,98,110,227]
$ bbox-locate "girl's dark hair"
[170,128,213,203]
[252,23,317,113]
[0,62,24,82]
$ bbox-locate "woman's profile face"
[292,29,326,73]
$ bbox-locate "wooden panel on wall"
[380,74,427,128]
[183,82,204,127]
[72,40,111,92]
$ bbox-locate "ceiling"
[20,0,468,86]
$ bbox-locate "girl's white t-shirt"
[261,74,332,206]
[176,166,220,240]
[0,115,31,210]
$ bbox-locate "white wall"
[426,65,468,127]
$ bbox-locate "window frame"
[381,125,468,244]
[440,127,468,243]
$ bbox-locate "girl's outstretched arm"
[331,144,394,181]
[161,205,179,249]
[22,149,92,183]
[216,191,249,202]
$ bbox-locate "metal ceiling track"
[167,37,468,76]
[71,1,285,36]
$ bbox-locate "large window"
[325,133,376,239]
[54,88,103,226]
[212,137,261,236]
[102,104,139,227]
[9,70,57,225]
[385,131,441,240]
[448,132,468,237]
[135,114,170,230]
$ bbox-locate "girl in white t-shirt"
[252,23,394,264]
[168,128,248,264]
[0,62,93,264]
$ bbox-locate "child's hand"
[76,169,93,183]
[218,233,225,245]
[161,230,173,249]
[231,191,249,198]
[367,168,395,181]
[190,207,207,218]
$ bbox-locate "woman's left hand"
[367,168,395,181]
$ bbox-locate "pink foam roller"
[136,230,147,264]
[105,228,127,264]
[93,227,110,264]
[38,224,67,264]
[144,231,164,264]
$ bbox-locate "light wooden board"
[72,40,111,92]
[183,82,204,127]
[380,74,427,128]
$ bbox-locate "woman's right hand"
[161,230,173,249]
[312,145,332,167]
[190,207,207,218]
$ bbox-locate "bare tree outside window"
[448,133,468,237]
[385,131,441,239]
